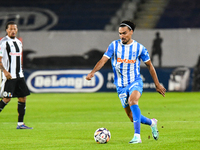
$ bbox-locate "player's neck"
[126,39,133,45]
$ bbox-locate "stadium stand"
[156,0,200,28]
[2,0,200,30]
[105,0,140,31]
[133,0,169,29]
[0,0,126,30]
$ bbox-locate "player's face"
[6,24,18,39]
[119,26,133,44]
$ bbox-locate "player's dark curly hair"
[119,20,136,31]
[5,21,17,30]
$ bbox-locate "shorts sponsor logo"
[3,92,7,97]
[26,70,104,93]
[8,92,12,97]
[119,93,128,107]
[119,93,127,98]
[3,91,12,97]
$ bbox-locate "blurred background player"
[151,32,163,67]
[0,21,32,129]
[86,20,166,144]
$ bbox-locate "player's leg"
[141,115,159,140]
[0,100,6,112]
[117,84,141,143]
[15,78,32,129]
[17,97,26,125]
[124,106,152,125]
[0,79,14,112]
[128,79,144,144]
[124,106,133,122]
[128,92,159,141]
[150,118,159,140]
[128,90,142,144]
[123,89,158,141]
[141,115,152,125]
[0,98,11,112]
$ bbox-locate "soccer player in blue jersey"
[86,20,166,144]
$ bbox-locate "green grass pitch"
[0,92,200,150]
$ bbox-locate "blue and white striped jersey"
[104,39,150,87]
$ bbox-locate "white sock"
[134,133,141,139]
[151,119,155,127]
[18,122,24,126]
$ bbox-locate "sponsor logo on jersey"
[9,52,22,56]
[117,58,136,64]
[26,70,104,93]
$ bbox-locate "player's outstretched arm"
[145,60,166,97]
[86,56,109,80]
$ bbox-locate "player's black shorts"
[0,77,30,98]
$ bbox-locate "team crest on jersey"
[132,52,136,57]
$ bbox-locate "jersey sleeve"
[0,41,5,57]
[103,42,114,59]
[139,46,150,62]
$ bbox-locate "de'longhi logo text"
[26,70,104,93]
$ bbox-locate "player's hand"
[3,70,12,80]
[86,72,94,80]
[156,84,166,97]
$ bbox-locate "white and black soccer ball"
[94,128,111,144]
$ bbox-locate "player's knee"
[3,98,11,104]
[18,97,26,103]
[129,99,138,106]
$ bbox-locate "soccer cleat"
[151,118,159,140]
[16,124,33,129]
[129,136,142,144]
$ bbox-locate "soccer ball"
[94,128,111,144]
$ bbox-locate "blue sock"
[130,105,141,134]
[141,115,152,125]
